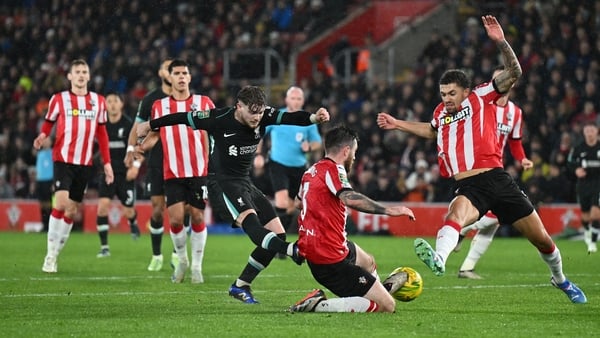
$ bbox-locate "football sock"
[128,212,138,232]
[46,209,64,257]
[149,217,164,256]
[436,223,461,263]
[591,221,599,242]
[170,225,187,261]
[315,297,378,313]
[236,246,276,285]
[460,215,498,236]
[538,244,566,284]
[460,224,498,271]
[275,207,291,231]
[58,216,73,253]
[241,213,288,254]
[190,223,207,270]
[97,216,109,246]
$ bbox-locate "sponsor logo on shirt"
[439,106,471,126]
[66,108,97,119]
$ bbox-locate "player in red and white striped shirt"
[455,66,534,279]
[33,59,113,273]
[377,16,586,303]
[289,126,415,313]
[141,59,214,283]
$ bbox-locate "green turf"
[1,231,598,337]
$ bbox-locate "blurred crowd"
[0,1,598,208]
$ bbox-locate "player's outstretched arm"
[377,112,436,139]
[482,15,522,93]
[339,190,415,220]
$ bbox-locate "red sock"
[170,224,184,234]
[51,208,65,219]
[191,223,206,232]
[444,219,462,232]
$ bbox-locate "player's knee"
[377,296,396,313]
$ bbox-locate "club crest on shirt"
[439,106,471,126]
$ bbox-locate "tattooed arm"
[339,190,416,220]
[481,15,522,93]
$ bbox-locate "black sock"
[241,213,288,254]
[582,221,590,231]
[128,212,138,231]
[150,217,163,256]
[97,216,109,246]
[237,245,278,284]
[275,207,290,231]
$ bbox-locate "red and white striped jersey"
[431,81,503,178]
[151,95,214,179]
[296,158,353,264]
[495,100,523,155]
[45,90,107,166]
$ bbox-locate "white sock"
[58,220,73,253]
[46,215,63,257]
[170,228,188,263]
[461,215,498,235]
[190,227,207,271]
[460,224,498,271]
[435,225,460,263]
[539,246,565,284]
[314,297,378,313]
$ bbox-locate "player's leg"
[165,179,188,283]
[458,215,500,279]
[188,178,208,284]
[146,168,166,271]
[587,199,600,254]
[96,196,112,258]
[290,248,387,313]
[578,191,594,253]
[415,195,480,276]
[512,211,587,304]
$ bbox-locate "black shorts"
[37,180,53,202]
[98,174,136,207]
[207,175,276,225]
[145,165,165,197]
[164,177,207,209]
[307,241,376,298]
[53,162,94,203]
[576,183,600,212]
[268,160,305,198]
[454,168,534,225]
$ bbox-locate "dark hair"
[439,69,471,89]
[69,59,88,72]
[324,125,359,154]
[105,91,122,101]
[168,59,189,73]
[237,86,266,107]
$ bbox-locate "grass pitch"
[1,231,599,337]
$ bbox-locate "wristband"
[127,145,135,153]
[132,160,141,168]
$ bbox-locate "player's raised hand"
[312,107,330,123]
[482,15,505,42]
[377,112,397,130]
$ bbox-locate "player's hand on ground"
[136,121,151,138]
[377,112,397,130]
[386,205,416,221]
[482,15,505,42]
[104,163,114,184]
